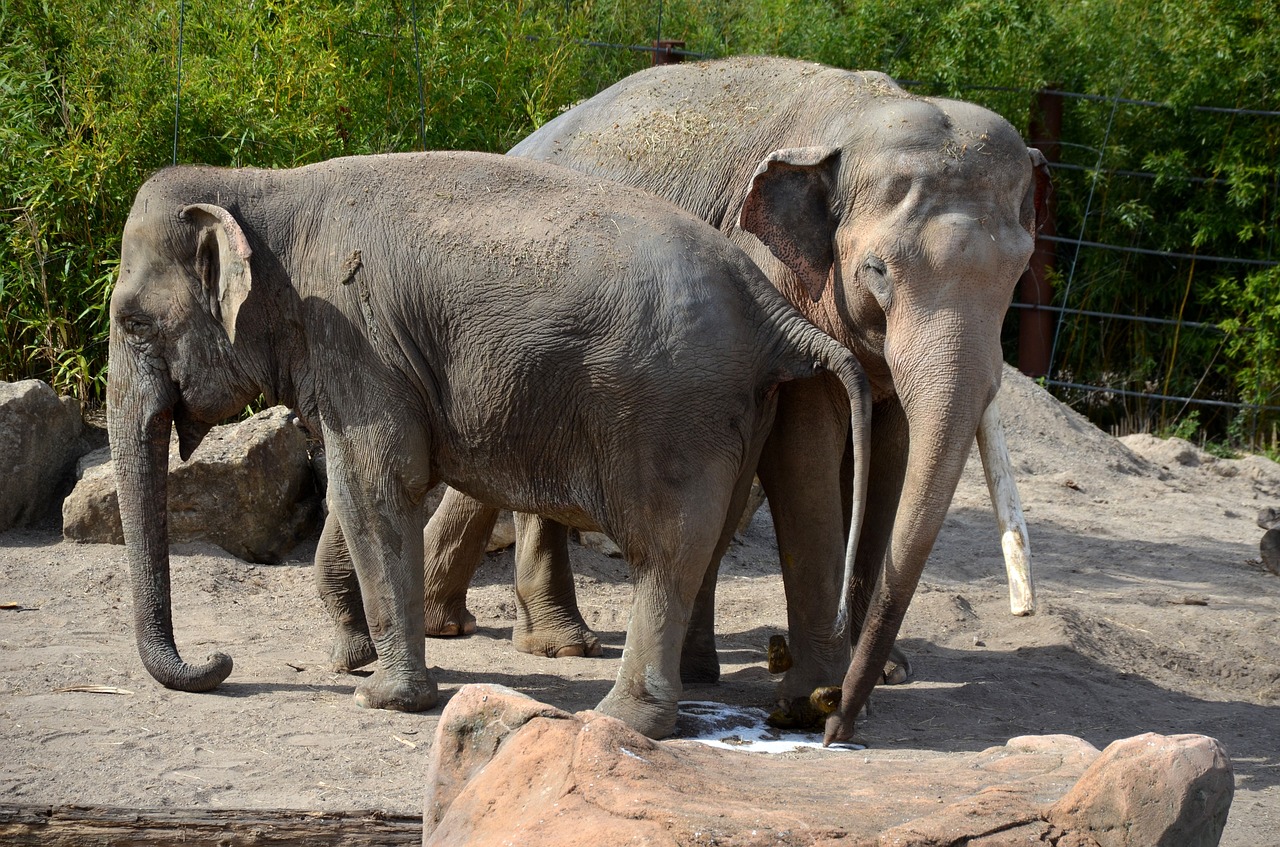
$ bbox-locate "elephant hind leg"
[315,511,377,672]
[512,514,602,658]
[422,487,496,638]
[680,467,765,684]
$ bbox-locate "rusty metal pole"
[651,40,685,66]
[1018,87,1061,378]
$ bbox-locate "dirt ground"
[1,367,1278,845]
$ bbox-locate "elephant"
[417,57,1049,744]
[107,149,874,739]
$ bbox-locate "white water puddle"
[673,701,865,753]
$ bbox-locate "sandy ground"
[1,368,1278,844]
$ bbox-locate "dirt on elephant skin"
[1,367,1278,845]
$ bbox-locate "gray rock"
[1260,527,1280,576]
[0,380,92,531]
[735,476,768,537]
[576,529,622,558]
[63,406,322,563]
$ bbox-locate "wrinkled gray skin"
[107,150,873,739]
[420,57,1047,744]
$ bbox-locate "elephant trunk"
[825,330,997,744]
[108,339,233,692]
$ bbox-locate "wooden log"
[0,804,421,846]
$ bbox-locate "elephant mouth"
[174,396,214,461]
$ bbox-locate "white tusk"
[977,398,1036,616]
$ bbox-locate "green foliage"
[0,0,600,402]
[1161,409,1201,443]
[3,0,1278,452]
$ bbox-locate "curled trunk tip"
[139,643,234,692]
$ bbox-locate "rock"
[0,380,95,531]
[1257,507,1280,531]
[1261,528,1280,576]
[487,511,517,551]
[576,529,622,557]
[1047,732,1233,847]
[62,406,321,563]
[424,685,1231,847]
[736,476,768,536]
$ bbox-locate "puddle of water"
[673,701,864,753]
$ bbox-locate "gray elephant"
[107,150,873,739]
[419,57,1048,744]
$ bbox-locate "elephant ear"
[180,203,253,344]
[1024,147,1053,236]
[739,146,841,302]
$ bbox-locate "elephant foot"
[679,626,720,684]
[329,630,377,673]
[679,647,721,684]
[425,602,477,638]
[881,646,911,686]
[513,614,602,658]
[595,688,677,740]
[353,667,439,712]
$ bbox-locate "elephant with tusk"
[107,150,873,739]
[419,57,1049,743]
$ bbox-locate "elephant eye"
[863,256,887,276]
[121,315,155,338]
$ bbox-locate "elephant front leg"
[315,510,376,672]
[325,437,438,713]
[513,514,602,658]
[755,378,855,728]
[422,487,499,637]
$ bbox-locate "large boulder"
[423,684,1234,846]
[63,406,322,563]
[1048,732,1233,847]
[0,380,95,531]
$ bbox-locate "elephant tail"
[774,319,872,642]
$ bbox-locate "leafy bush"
[0,0,601,402]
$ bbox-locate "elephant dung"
[0,379,98,532]
[62,406,321,564]
[423,684,1234,846]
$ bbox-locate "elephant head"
[736,99,1049,742]
[107,177,279,692]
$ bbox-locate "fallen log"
[0,804,421,846]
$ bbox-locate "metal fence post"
[1018,87,1061,377]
